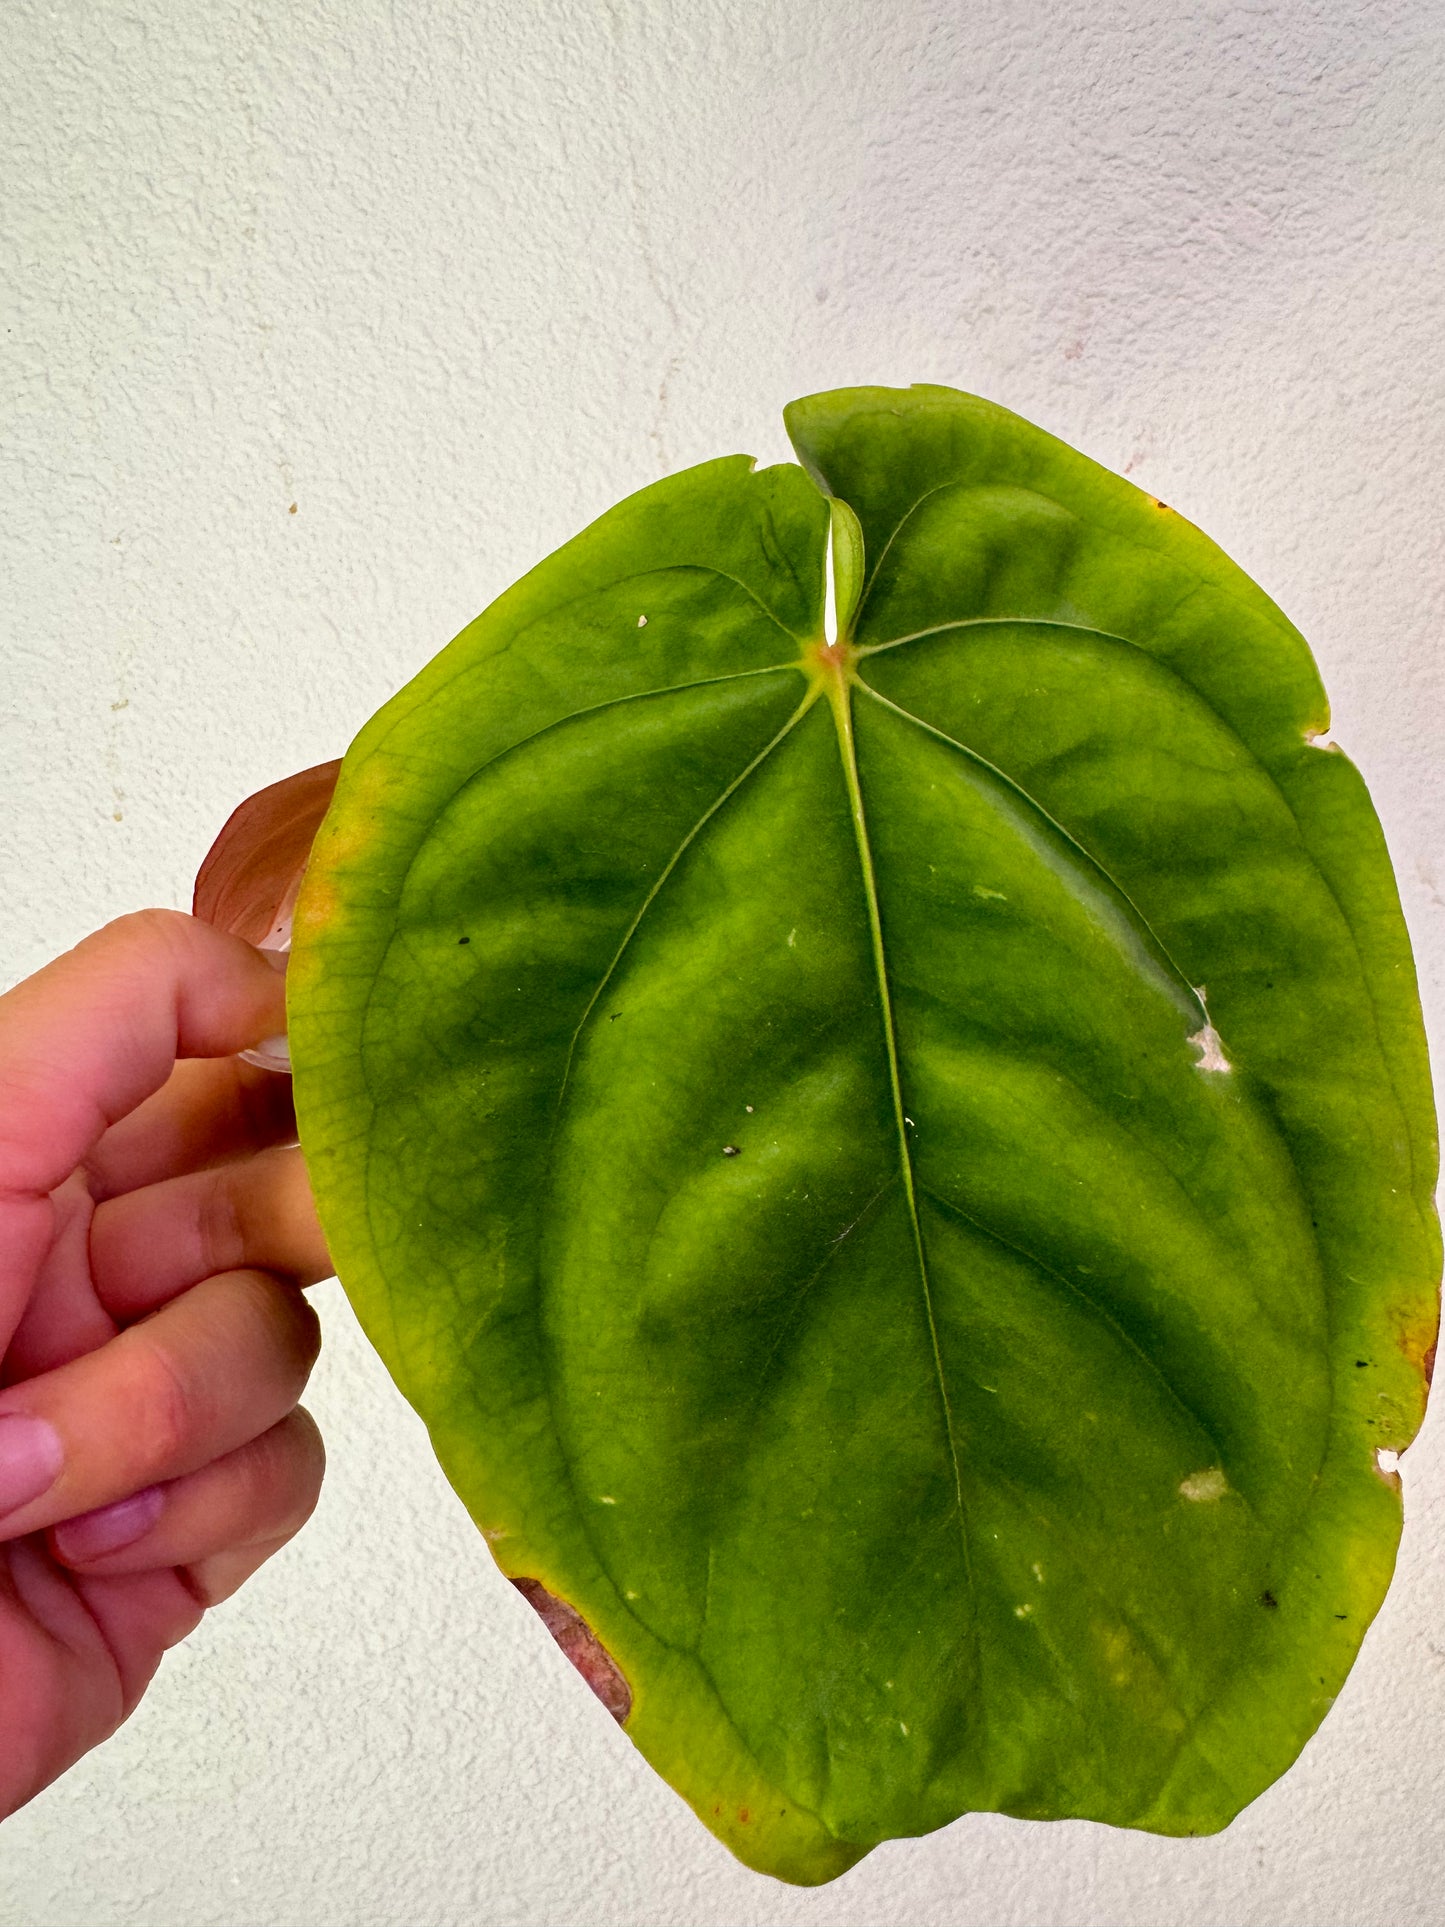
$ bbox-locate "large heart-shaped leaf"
[281,386,1438,1885]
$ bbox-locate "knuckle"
[131,1340,197,1474]
[294,1294,323,1370]
[261,1146,331,1285]
[289,1404,326,1474]
[185,1546,265,1610]
[125,906,190,939]
[242,1412,326,1538]
[235,1266,322,1384]
[196,1168,246,1277]
[101,906,194,958]
[280,1407,327,1507]
[275,1277,323,1373]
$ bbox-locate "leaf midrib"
[824,670,978,1639]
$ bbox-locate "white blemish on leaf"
[598,1495,617,1505]
[972,885,1006,901]
[1032,1562,1045,1583]
[637,614,648,627]
[1180,1467,1229,1502]
[1190,1022,1231,1073]
[1014,1602,1033,1618]
[786,928,796,947]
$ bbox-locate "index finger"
[0,911,288,1305]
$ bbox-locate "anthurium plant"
[196,385,1439,1885]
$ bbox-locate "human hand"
[0,910,332,1818]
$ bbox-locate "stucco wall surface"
[3,2,1444,1922]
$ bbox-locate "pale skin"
[0,909,333,1818]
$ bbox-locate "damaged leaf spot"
[1189,1022,1231,1073]
[1261,1591,1278,1610]
[1179,1468,1229,1503]
[1393,1302,1440,1386]
[511,1578,633,1723]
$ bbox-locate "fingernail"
[0,1414,64,1519]
[240,1033,291,1072]
[54,1485,165,1562]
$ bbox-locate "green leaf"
[287,386,1439,1885]
[828,494,866,642]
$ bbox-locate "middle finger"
[89,1144,332,1321]
[85,1055,298,1203]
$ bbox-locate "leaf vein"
[828,677,979,1655]
[919,1184,1235,1486]
[549,691,816,1119]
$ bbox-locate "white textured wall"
[4,2,1444,1921]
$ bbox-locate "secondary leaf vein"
[550,690,817,1119]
